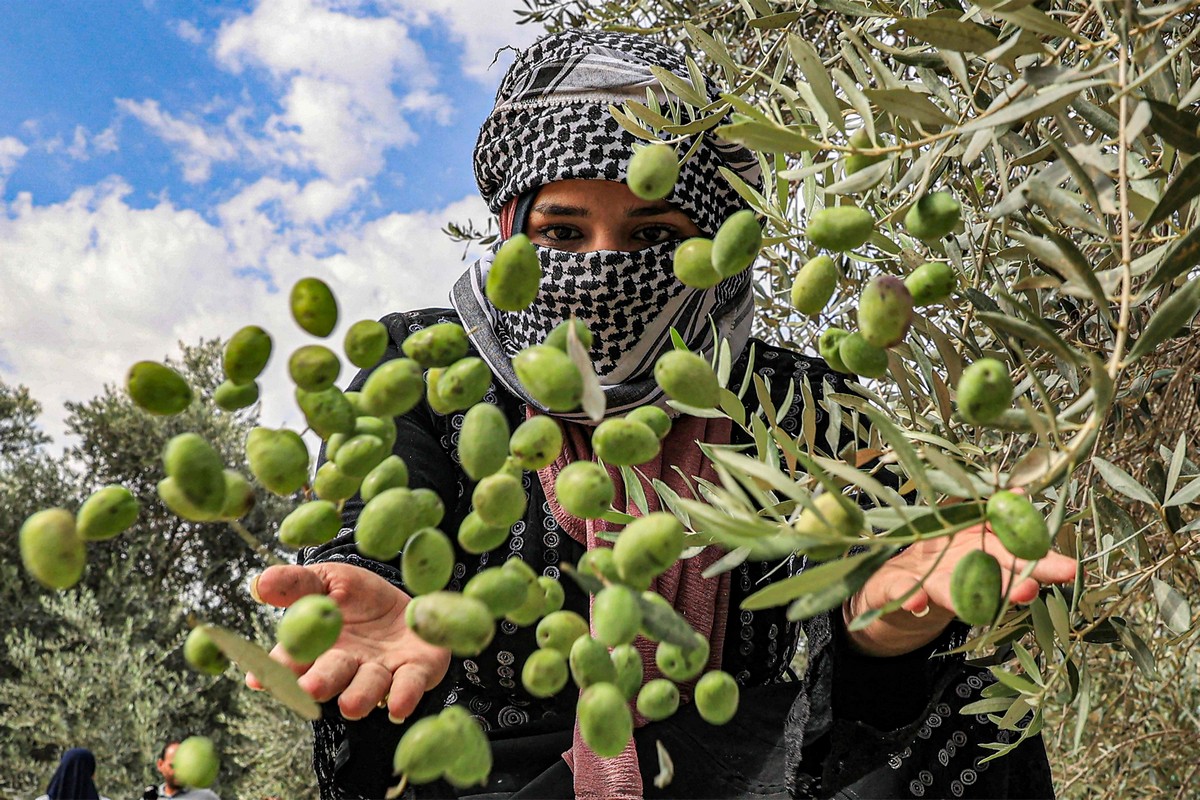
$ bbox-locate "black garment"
[44,747,100,800]
[301,309,1055,800]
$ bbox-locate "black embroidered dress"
[301,309,1055,800]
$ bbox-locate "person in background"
[141,742,221,800]
[35,747,112,800]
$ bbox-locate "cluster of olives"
[397,511,740,776]
[950,490,1052,625]
[13,132,1051,792]
[795,195,960,380]
[18,486,140,590]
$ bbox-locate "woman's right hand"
[247,562,451,723]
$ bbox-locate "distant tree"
[0,341,306,797]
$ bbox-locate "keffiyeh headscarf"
[451,28,763,420]
[451,28,766,800]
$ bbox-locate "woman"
[37,748,112,800]
[251,30,1076,799]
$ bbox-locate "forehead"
[530,180,686,218]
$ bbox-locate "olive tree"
[512,1,1200,795]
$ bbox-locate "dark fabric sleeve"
[296,309,471,800]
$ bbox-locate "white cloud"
[0,178,487,444]
[382,0,539,80]
[212,0,438,182]
[0,137,28,193]
[174,19,205,44]
[131,0,535,185]
[117,98,237,182]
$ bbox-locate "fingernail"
[388,712,407,725]
[249,573,264,603]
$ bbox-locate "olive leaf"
[200,624,320,720]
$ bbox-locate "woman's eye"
[538,225,580,241]
[635,226,677,244]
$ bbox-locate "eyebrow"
[531,202,679,218]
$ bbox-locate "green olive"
[612,512,684,588]
[223,325,273,385]
[569,636,618,689]
[295,385,356,439]
[289,345,341,392]
[818,328,852,374]
[277,593,342,664]
[522,648,570,698]
[626,143,680,201]
[637,678,680,721]
[904,191,961,241]
[76,485,139,541]
[509,415,564,470]
[393,716,457,784]
[578,683,633,758]
[464,567,529,617]
[837,332,889,379]
[857,275,914,348]
[655,636,709,681]
[654,350,720,409]
[19,508,86,590]
[472,473,527,528]
[402,323,469,368]
[459,403,511,481]
[694,670,739,725]
[711,210,763,278]
[343,319,389,369]
[126,361,193,416]
[172,736,220,789]
[956,358,1013,424]
[513,345,584,412]
[591,418,660,467]
[456,511,510,554]
[361,358,424,418]
[163,433,226,514]
[278,500,342,548]
[905,261,956,306]
[950,549,1002,626]
[404,591,496,655]
[554,462,614,520]
[313,461,361,502]
[986,490,1051,560]
[806,205,874,252]
[536,610,590,657]
[487,234,543,312]
[593,585,643,647]
[214,379,260,412]
[290,277,338,337]
[673,237,721,289]
[401,528,455,595]
[184,627,230,676]
[610,643,643,701]
[359,454,408,502]
[790,255,838,316]
[625,406,671,440]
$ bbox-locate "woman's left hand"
[842,522,1079,658]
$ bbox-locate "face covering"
[452,237,752,419]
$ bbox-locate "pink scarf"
[534,411,733,799]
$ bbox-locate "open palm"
[248,562,451,722]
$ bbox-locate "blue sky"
[0,0,539,440]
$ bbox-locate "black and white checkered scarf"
[451,29,762,420]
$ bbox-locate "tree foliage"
[514,1,1200,795]
[0,341,309,798]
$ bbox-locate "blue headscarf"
[46,748,101,800]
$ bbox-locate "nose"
[588,231,639,253]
